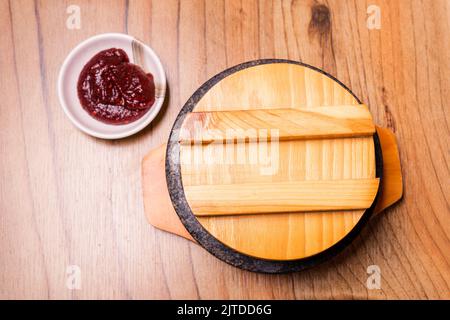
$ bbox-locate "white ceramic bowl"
[58,33,166,139]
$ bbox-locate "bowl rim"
[165,59,383,273]
[57,32,166,139]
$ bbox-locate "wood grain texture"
[179,105,375,144]
[186,178,380,216]
[0,0,448,299]
[179,62,377,260]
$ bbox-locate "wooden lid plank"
[179,105,375,144]
[186,178,380,216]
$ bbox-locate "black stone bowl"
[166,59,383,273]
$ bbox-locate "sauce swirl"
[77,48,155,125]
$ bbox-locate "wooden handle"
[179,105,375,144]
[141,128,402,239]
[141,143,194,241]
[374,126,403,213]
[185,179,380,216]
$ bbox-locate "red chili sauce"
[77,48,155,125]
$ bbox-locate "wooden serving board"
[143,62,403,262]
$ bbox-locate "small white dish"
[58,33,166,139]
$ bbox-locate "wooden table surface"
[1,0,449,299]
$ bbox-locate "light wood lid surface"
[179,63,377,260]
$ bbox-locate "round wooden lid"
[166,60,382,272]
